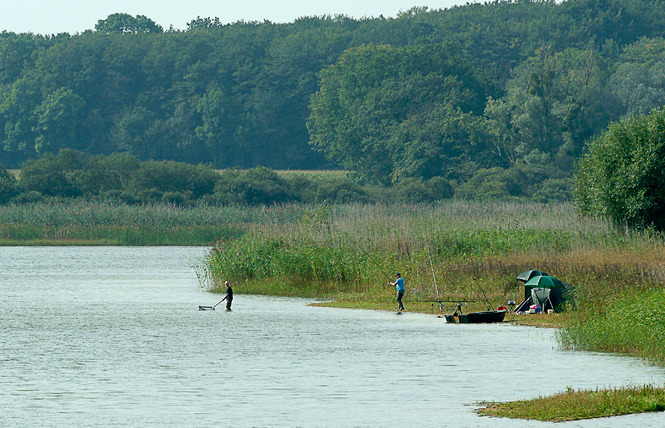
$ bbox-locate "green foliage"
[575,107,665,230]
[286,174,368,204]
[560,289,665,364]
[307,43,488,184]
[0,163,17,203]
[33,88,86,155]
[392,177,454,203]
[16,149,218,203]
[214,167,294,205]
[130,160,218,200]
[95,13,163,34]
[3,1,665,199]
[18,150,85,197]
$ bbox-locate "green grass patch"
[559,289,665,364]
[478,385,665,421]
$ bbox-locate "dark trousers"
[226,298,232,310]
[396,290,405,311]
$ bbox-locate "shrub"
[130,160,217,199]
[13,190,44,204]
[427,176,454,200]
[162,191,190,206]
[0,164,17,203]
[19,150,86,197]
[393,178,434,202]
[312,177,366,203]
[575,107,665,230]
[215,167,293,205]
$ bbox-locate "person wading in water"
[390,273,405,312]
[220,281,233,311]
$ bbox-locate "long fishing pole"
[427,247,445,315]
[427,247,440,301]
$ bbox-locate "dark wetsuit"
[225,285,233,310]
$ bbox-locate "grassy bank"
[478,385,665,421]
[201,201,665,318]
[3,199,664,420]
[199,201,665,421]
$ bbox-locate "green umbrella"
[524,275,564,288]
[516,269,548,283]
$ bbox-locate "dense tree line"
[2,2,665,200]
[0,149,431,205]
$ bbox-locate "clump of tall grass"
[559,289,665,364]
[198,234,391,297]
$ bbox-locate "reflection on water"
[1,247,663,427]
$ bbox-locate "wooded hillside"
[2,1,665,199]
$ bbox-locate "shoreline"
[311,298,664,421]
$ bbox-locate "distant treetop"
[95,13,163,34]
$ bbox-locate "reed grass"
[0,201,301,245]
[200,201,665,366]
[559,289,665,364]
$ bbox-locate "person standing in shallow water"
[221,281,233,311]
[390,273,405,312]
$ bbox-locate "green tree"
[0,163,17,203]
[95,14,163,34]
[18,149,87,197]
[484,47,608,171]
[215,167,293,205]
[0,76,41,156]
[195,87,241,167]
[111,106,158,159]
[33,88,85,155]
[308,43,484,183]
[575,107,665,230]
[129,160,218,200]
[607,37,665,119]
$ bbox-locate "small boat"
[444,309,506,324]
[442,301,506,324]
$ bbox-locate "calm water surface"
[1,247,664,427]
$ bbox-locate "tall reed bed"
[201,201,652,296]
[0,201,303,245]
[559,289,665,364]
[200,201,665,364]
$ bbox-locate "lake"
[1,246,664,427]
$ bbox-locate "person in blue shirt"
[390,273,405,312]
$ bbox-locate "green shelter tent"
[515,275,574,313]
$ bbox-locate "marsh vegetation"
[198,201,665,364]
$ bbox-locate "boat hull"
[445,310,506,324]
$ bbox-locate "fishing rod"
[427,247,440,302]
[362,248,396,284]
